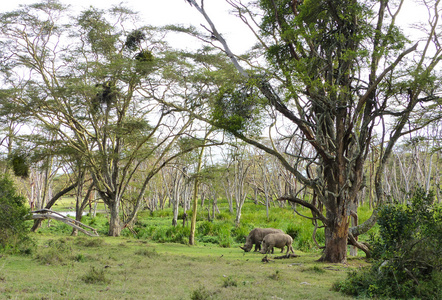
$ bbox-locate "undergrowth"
[33,199,376,254]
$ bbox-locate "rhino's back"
[254,228,283,240]
[264,233,292,246]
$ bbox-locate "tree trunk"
[319,215,349,263]
[108,197,121,236]
[189,142,205,245]
[172,174,181,227]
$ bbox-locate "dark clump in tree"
[135,49,154,75]
[91,81,118,112]
[125,29,145,52]
[333,187,442,299]
[0,174,33,253]
[8,152,29,178]
[211,81,262,135]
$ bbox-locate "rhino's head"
[240,243,253,252]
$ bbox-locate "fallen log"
[273,253,299,259]
[31,209,99,237]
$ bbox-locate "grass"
[0,235,367,299]
[2,198,376,299]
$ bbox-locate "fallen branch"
[273,253,299,259]
[31,209,99,237]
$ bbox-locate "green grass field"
[1,199,375,299]
[0,235,368,299]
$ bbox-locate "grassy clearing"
[2,199,375,299]
[0,235,368,300]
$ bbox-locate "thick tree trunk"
[319,215,349,263]
[108,198,121,237]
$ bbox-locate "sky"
[0,0,256,53]
[0,0,430,54]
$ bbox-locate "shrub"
[74,237,106,247]
[0,174,33,253]
[134,248,158,258]
[34,238,73,265]
[81,267,110,284]
[196,220,234,247]
[231,224,250,243]
[190,286,216,300]
[335,187,442,299]
[222,276,238,287]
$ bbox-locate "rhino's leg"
[285,244,295,257]
[289,245,295,254]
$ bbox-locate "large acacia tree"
[0,1,202,236]
[164,0,442,262]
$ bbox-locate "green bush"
[190,286,216,300]
[335,187,442,299]
[196,220,234,247]
[222,276,238,287]
[80,267,110,284]
[0,174,33,253]
[134,248,158,257]
[34,238,73,265]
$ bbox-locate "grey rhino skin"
[240,228,283,252]
[260,233,295,256]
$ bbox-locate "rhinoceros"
[240,228,284,252]
[260,233,295,256]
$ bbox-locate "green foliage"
[335,188,442,299]
[81,267,110,284]
[8,152,29,178]
[190,286,217,300]
[134,248,158,258]
[149,225,191,245]
[302,266,325,274]
[77,8,117,55]
[197,220,234,247]
[34,238,73,265]
[0,174,32,253]
[222,276,238,287]
[36,198,328,253]
[211,80,264,135]
[74,237,106,248]
[135,49,154,74]
[125,29,145,51]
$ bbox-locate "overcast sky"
[1,0,430,54]
[0,0,256,53]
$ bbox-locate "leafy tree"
[0,174,31,253]
[334,187,442,298]
[166,0,442,262]
[0,1,202,236]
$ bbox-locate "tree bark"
[319,216,349,263]
[107,195,121,237]
[189,139,206,245]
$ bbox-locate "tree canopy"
[166,0,442,262]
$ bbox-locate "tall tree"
[168,0,442,262]
[0,1,199,236]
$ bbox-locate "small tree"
[0,174,31,253]
[335,187,442,298]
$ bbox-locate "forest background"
[1,0,442,298]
